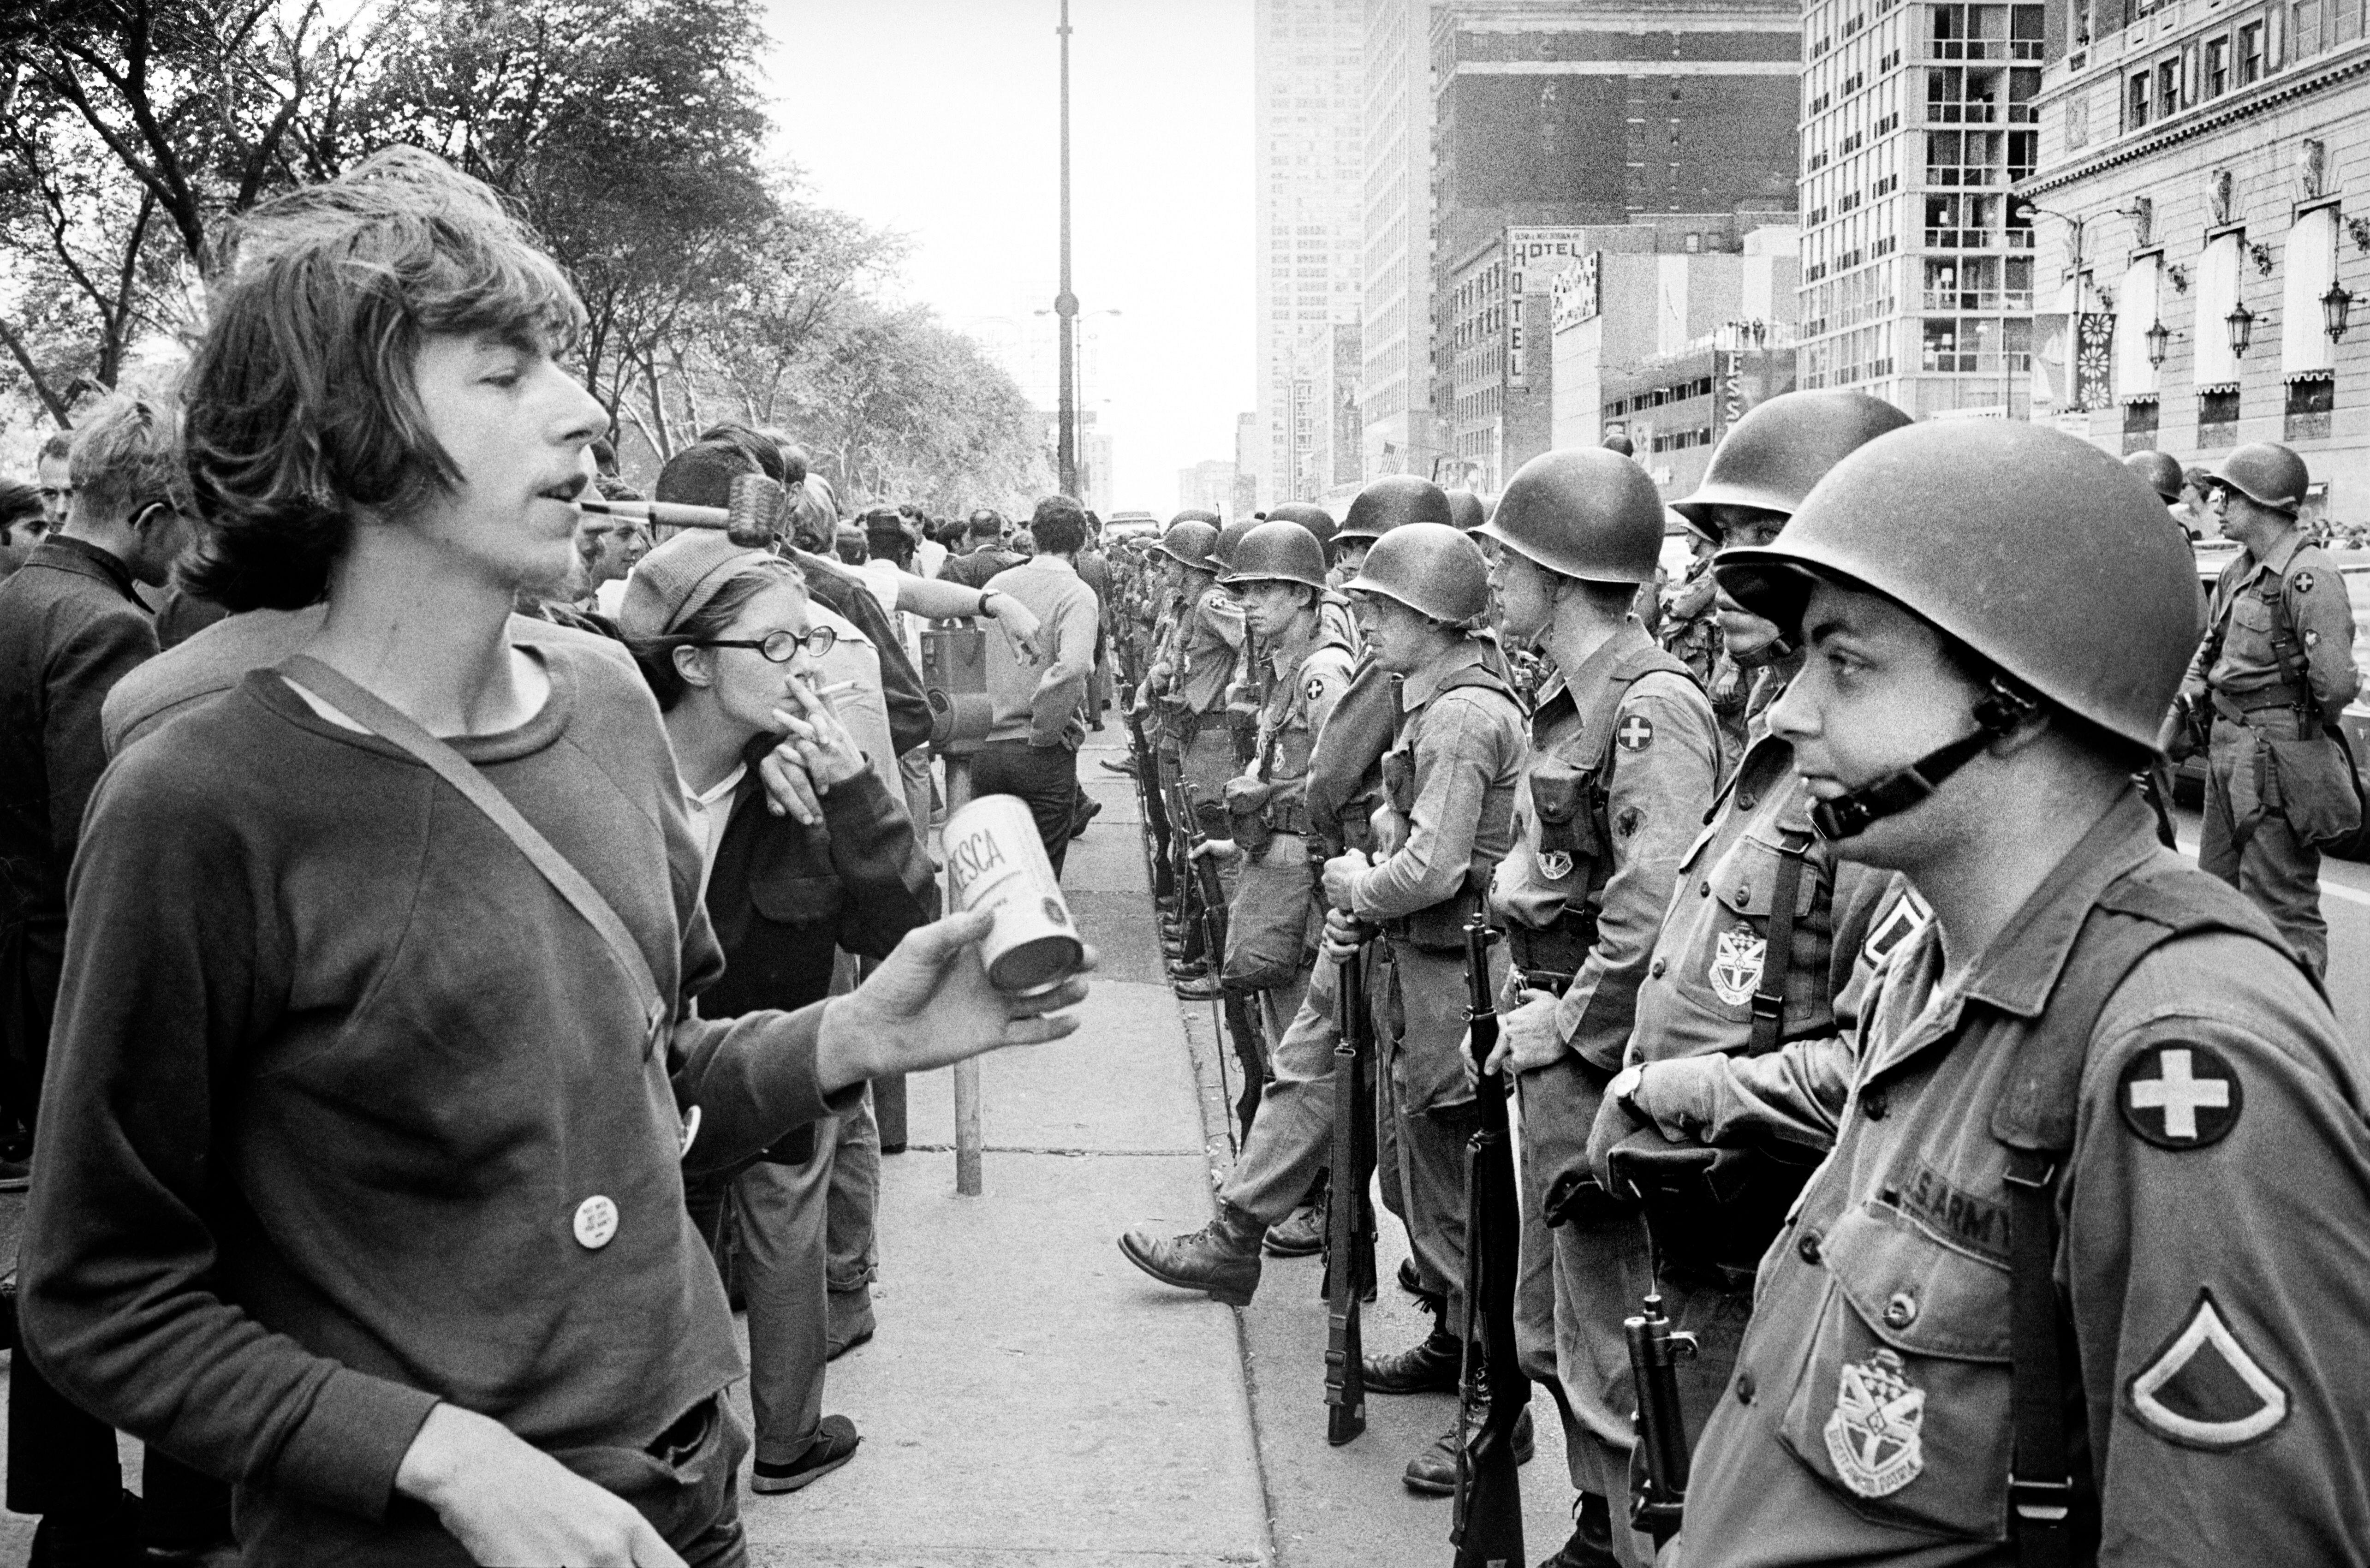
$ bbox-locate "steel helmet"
[1344,522,1491,624]
[1151,518,1221,572]
[1716,421,2202,752]
[1210,518,1257,571]
[1170,507,1221,527]
[1220,520,1330,591]
[1340,474,1454,543]
[1671,390,1913,541]
[1477,448,1666,585]
[2124,449,2185,503]
[2209,442,2309,516]
[1445,489,1489,533]
[1265,501,1340,555]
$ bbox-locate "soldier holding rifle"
[1654,422,2370,1564]
[1577,390,1917,1563]
[1474,448,1721,1568]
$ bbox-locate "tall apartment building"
[1795,0,2049,417]
[1428,2,1803,470]
[1255,0,1366,511]
[1361,0,1438,481]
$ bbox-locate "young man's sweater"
[22,640,857,1562]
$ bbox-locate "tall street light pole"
[1055,0,1079,497]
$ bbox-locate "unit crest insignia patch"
[1825,1348,1925,1498]
[1710,924,1767,1007]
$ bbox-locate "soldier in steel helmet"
[1474,448,1722,1566]
[1572,390,1921,1562]
[1654,419,2370,1567]
[1114,521,1361,1288]
[1117,483,1479,1307]
[1138,513,1246,990]
[2125,448,2198,541]
[2167,441,2359,976]
[1322,521,1533,1491]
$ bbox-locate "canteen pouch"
[2266,732,2368,846]
[1223,851,1316,990]
[1528,759,1601,863]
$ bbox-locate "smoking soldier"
[1670,421,2370,1565]
[1322,522,1530,1493]
[2170,441,2359,977]
[1476,449,1721,1568]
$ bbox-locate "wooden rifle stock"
[1322,917,1376,1445]
[1452,917,1526,1568]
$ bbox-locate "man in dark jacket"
[0,394,222,1563]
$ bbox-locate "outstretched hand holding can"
[816,905,1096,1089]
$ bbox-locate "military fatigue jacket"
[1175,584,1245,716]
[1252,620,1356,831]
[1346,638,1522,927]
[1490,623,1720,1072]
[2186,528,2359,720]
[1678,793,2370,1566]
[1626,734,1924,1153]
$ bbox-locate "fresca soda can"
[944,794,1086,994]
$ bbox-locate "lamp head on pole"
[2144,318,2172,368]
[2226,300,2257,358]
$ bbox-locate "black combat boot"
[1402,1399,1536,1495]
[1118,1201,1265,1306]
[1537,1492,1622,1568]
[1363,1321,1463,1395]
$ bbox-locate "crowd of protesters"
[0,148,1100,1568]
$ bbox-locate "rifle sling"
[275,656,667,1055]
[1745,831,1813,1057]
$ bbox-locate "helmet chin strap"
[1810,679,2042,842]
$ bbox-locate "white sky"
[758,0,1256,513]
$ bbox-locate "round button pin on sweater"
[573,1195,619,1250]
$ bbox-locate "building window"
[2238,20,2266,82]
[2205,35,2230,95]
[2122,398,2161,454]
[2286,375,2335,441]
[2128,71,2151,126]
[2157,58,2181,112]
[2199,388,2242,446]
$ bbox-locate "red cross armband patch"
[2127,1288,2291,1449]
[2119,1043,2242,1150]
[1615,713,1655,752]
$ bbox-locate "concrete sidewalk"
[733,733,1272,1566]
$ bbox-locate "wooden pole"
[945,755,985,1196]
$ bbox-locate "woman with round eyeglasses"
[619,531,938,1499]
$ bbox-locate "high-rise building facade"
[1794,0,2050,417]
[1428,2,1803,473]
[2019,0,2370,521]
[1255,0,1366,511]
[1361,0,1438,481]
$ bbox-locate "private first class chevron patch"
[2126,1289,2291,1450]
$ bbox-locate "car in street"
[1103,510,1162,545]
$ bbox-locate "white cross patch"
[1616,714,1655,752]
[2119,1043,2243,1150]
